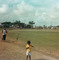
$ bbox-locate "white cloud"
[42,12,46,15]
[55,4,59,11]
[0,4,8,13]
[39,8,45,10]
[50,15,56,18]
[8,0,19,3]
[14,1,34,14]
[1,0,20,4]
[35,10,40,17]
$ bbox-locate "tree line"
[0,21,59,29]
[1,21,35,29]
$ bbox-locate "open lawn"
[7,29,59,57]
[0,29,59,60]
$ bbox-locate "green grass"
[0,29,58,57]
[0,29,59,57]
[8,30,59,51]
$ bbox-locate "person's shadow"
[33,59,46,60]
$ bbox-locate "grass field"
[0,29,59,58]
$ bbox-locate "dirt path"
[32,51,58,60]
[0,40,59,60]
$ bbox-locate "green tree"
[1,22,11,28]
[13,21,20,26]
[29,21,35,28]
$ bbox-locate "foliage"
[1,22,11,28]
[1,21,35,28]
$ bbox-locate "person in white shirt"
[2,28,7,40]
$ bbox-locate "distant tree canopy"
[39,26,43,29]
[25,25,31,28]
[13,21,20,25]
[1,21,59,29]
[43,25,47,29]
[1,21,35,28]
[29,21,35,28]
[29,21,35,25]
[1,22,11,28]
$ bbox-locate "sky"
[0,0,59,26]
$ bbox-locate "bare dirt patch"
[0,40,59,60]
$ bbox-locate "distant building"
[51,27,54,29]
[56,26,59,30]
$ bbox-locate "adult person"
[2,28,7,40]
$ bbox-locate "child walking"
[26,41,33,60]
